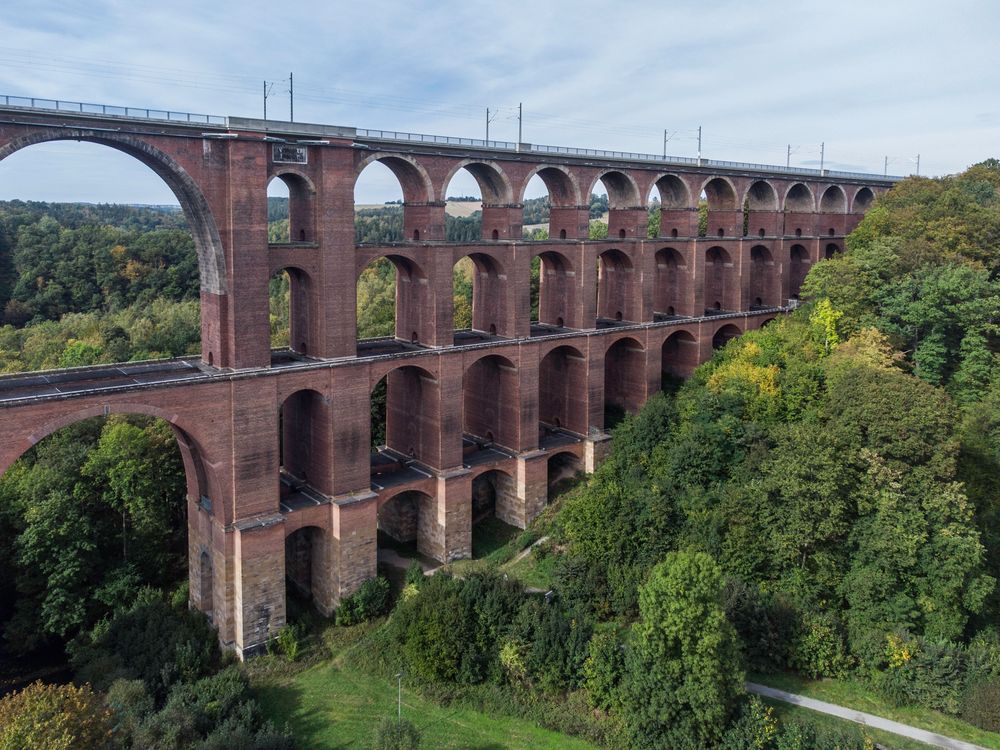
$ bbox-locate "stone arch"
[702,176,739,210]
[586,169,642,208]
[356,253,430,344]
[749,245,777,307]
[439,159,513,204]
[825,242,842,259]
[355,152,434,204]
[538,344,588,436]
[820,185,848,213]
[789,244,810,299]
[533,249,576,327]
[603,336,646,426]
[454,251,507,337]
[546,451,583,494]
[712,323,742,349]
[279,388,330,494]
[597,248,634,323]
[471,468,519,540]
[463,353,518,450]
[745,180,779,211]
[267,169,317,243]
[784,183,815,212]
[853,186,875,213]
[373,364,440,465]
[651,173,692,208]
[661,329,699,379]
[518,164,582,205]
[377,489,436,559]
[284,524,333,614]
[705,246,737,311]
[269,265,317,356]
[654,247,687,316]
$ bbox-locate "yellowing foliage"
[0,681,116,750]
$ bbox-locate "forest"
[2,161,1000,749]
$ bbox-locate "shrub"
[0,681,117,750]
[583,628,625,711]
[719,696,778,750]
[723,578,795,673]
[788,610,852,679]
[275,623,301,662]
[962,680,1000,731]
[105,678,154,738]
[404,562,424,588]
[338,577,392,626]
[372,716,421,750]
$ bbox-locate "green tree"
[620,551,743,749]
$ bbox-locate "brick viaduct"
[0,100,893,656]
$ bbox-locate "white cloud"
[0,0,997,202]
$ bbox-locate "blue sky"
[0,0,997,204]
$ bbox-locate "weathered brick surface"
[0,109,889,657]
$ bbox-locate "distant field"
[355,200,482,218]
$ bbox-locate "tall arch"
[454,252,507,340]
[355,153,436,240]
[377,489,436,559]
[441,159,515,241]
[463,354,518,450]
[284,524,334,615]
[789,244,810,299]
[376,364,440,467]
[279,388,331,495]
[597,249,634,323]
[661,329,699,379]
[270,265,317,356]
[604,336,646,427]
[538,345,588,436]
[654,247,687,317]
[705,246,738,312]
[587,170,643,239]
[702,176,740,237]
[519,165,582,240]
[356,253,431,345]
[533,249,576,328]
[0,131,227,295]
[267,170,316,243]
[749,245,777,308]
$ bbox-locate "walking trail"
[746,682,989,750]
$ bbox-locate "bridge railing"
[0,94,900,181]
[0,95,226,125]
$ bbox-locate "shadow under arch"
[0,130,227,295]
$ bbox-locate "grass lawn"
[503,544,558,590]
[752,671,1000,750]
[253,627,599,750]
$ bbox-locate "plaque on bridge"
[272,144,308,164]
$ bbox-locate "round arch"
[745,180,779,211]
[0,131,227,294]
[604,335,646,426]
[597,248,634,323]
[661,328,699,380]
[784,183,815,212]
[820,185,848,213]
[463,353,518,449]
[439,159,513,204]
[538,344,588,436]
[518,164,582,205]
[712,323,742,349]
[853,186,875,213]
[654,247,687,316]
[701,176,739,210]
[586,169,642,208]
[267,169,317,244]
[650,173,692,208]
[355,152,435,204]
[532,249,576,327]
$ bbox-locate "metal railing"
[356,127,516,150]
[0,94,900,181]
[0,94,226,125]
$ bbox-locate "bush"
[788,611,852,679]
[723,578,795,673]
[719,696,777,750]
[372,716,421,750]
[274,623,301,662]
[337,577,392,626]
[962,680,1000,731]
[583,628,625,711]
[0,681,117,750]
[874,633,964,713]
[404,562,424,588]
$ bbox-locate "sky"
[0,0,997,204]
